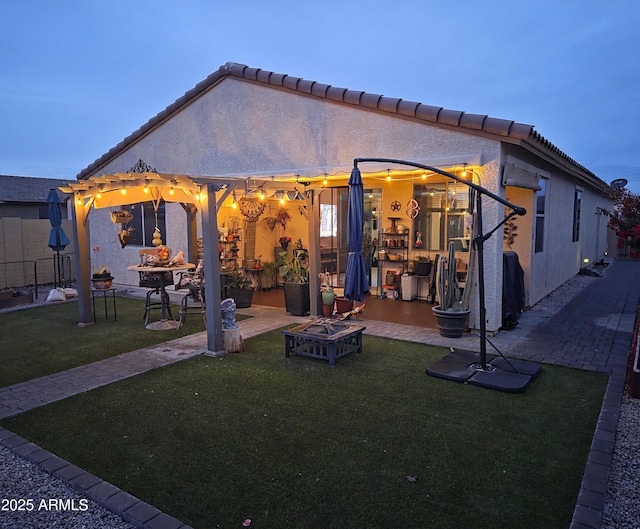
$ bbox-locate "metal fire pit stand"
[283,319,366,366]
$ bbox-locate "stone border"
[0,427,192,529]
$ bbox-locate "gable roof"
[0,175,70,203]
[77,62,605,190]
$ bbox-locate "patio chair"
[175,260,205,329]
[138,249,175,325]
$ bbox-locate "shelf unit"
[377,219,409,296]
[220,238,241,271]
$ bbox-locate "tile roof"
[0,175,70,203]
[76,62,605,190]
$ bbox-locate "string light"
[422,172,427,180]
[169,187,174,196]
[231,191,237,209]
[386,169,391,182]
[120,188,126,195]
[195,186,201,201]
[323,173,328,186]
[143,180,149,194]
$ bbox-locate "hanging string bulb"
[386,169,391,182]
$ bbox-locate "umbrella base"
[426,349,540,393]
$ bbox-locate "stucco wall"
[78,77,613,333]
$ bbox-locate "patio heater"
[353,158,541,392]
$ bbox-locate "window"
[413,182,469,251]
[122,202,166,246]
[534,179,546,253]
[572,189,582,242]
[320,203,337,237]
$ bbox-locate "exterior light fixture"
[386,169,391,182]
[231,191,237,209]
[143,181,149,193]
[422,172,427,180]
[120,188,126,195]
[169,187,174,196]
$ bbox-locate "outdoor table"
[91,287,117,322]
[127,263,195,330]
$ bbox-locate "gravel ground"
[1,274,638,528]
[0,445,136,529]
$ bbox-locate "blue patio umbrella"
[47,189,70,287]
[343,167,370,302]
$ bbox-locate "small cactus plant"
[435,241,463,311]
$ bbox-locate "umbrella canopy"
[47,189,70,251]
[343,167,370,302]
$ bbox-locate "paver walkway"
[1,259,639,529]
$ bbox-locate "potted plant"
[319,272,335,317]
[432,241,470,337]
[413,255,432,277]
[90,246,113,289]
[278,239,310,316]
[261,261,277,289]
[224,270,255,308]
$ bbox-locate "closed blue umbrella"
[343,167,370,302]
[47,189,70,287]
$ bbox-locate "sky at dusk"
[1,0,639,192]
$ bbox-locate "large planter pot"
[432,306,470,338]
[283,282,310,316]
[414,261,432,277]
[226,288,254,309]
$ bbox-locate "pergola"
[59,171,322,354]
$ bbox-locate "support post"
[201,184,225,355]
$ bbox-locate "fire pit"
[282,318,366,366]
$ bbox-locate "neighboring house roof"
[77,62,607,191]
[0,175,70,204]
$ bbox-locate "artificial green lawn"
[0,296,228,387]
[1,329,608,529]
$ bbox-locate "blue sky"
[2,0,639,192]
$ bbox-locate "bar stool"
[138,250,174,325]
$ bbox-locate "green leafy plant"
[278,239,309,283]
[225,270,254,290]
